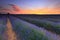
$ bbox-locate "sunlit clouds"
[0,0,60,14]
[0,4,60,14]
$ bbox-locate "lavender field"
[0,14,60,40]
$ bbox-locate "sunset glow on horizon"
[0,0,60,14]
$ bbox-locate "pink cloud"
[0,4,23,14]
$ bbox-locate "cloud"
[0,4,23,14]
[0,6,14,14]
[8,4,24,14]
[0,3,60,14]
[8,4,21,11]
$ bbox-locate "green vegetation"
[0,21,5,25]
[20,17,60,34]
[12,19,48,40]
[0,36,2,40]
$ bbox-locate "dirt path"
[5,18,17,40]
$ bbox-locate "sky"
[0,0,60,14]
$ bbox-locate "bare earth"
[5,19,17,40]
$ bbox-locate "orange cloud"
[8,4,23,14]
[0,4,23,14]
